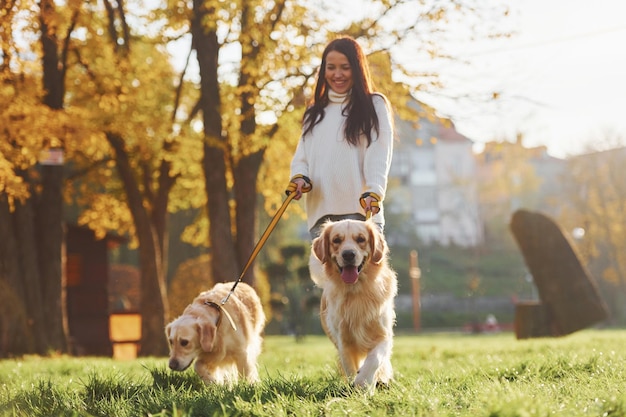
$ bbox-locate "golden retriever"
[165,281,265,384]
[311,219,398,389]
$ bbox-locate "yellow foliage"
[168,254,214,319]
[0,155,29,208]
[77,193,135,242]
[560,147,626,292]
[602,267,619,286]
[180,210,210,248]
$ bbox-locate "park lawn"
[1,329,626,416]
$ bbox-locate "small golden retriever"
[165,281,265,384]
[311,219,398,389]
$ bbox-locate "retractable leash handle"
[221,179,312,305]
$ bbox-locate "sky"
[417,0,626,158]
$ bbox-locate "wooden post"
[514,301,553,339]
[409,250,421,332]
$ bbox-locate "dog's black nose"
[342,250,356,263]
[169,359,178,370]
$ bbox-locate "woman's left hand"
[359,192,381,216]
[363,196,379,214]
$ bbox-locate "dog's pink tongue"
[341,265,359,284]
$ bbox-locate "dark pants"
[309,213,382,239]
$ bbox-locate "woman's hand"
[290,178,307,200]
[285,175,312,200]
[359,191,381,217]
[362,196,380,214]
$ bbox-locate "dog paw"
[352,379,377,396]
[353,373,392,392]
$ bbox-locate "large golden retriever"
[165,282,265,384]
[311,219,398,389]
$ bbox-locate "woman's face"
[324,50,353,94]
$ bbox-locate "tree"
[475,135,542,246]
[63,2,203,355]
[0,0,83,354]
[1,0,202,356]
[558,143,626,323]
[180,0,321,286]
[178,0,510,289]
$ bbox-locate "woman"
[287,36,394,238]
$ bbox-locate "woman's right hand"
[290,178,306,200]
[286,176,312,200]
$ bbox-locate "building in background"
[387,99,483,247]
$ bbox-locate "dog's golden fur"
[165,282,265,384]
[311,219,398,388]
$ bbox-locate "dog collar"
[204,301,238,331]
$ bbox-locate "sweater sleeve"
[364,94,394,200]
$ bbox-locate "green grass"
[2,330,626,416]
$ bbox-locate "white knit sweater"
[290,90,394,230]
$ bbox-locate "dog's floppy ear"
[368,223,388,264]
[312,223,331,264]
[165,323,172,342]
[198,319,217,352]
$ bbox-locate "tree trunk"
[231,3,267,286]
[233,150,264,285]
[192,0,239,282]
[0,197,26,307]
[0,196,35,355]
[107,132,169,356]
[152,142,178,288]
[36,165,69,352]
[37,0,69,353]
[233,20,263,285]
[13,196,48,353]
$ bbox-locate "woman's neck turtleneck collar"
[328,89,350,104]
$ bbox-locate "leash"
[218,180,379,306]
[204,300,238,331]
[221,177,312,306]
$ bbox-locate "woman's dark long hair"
[302,36,379,146]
